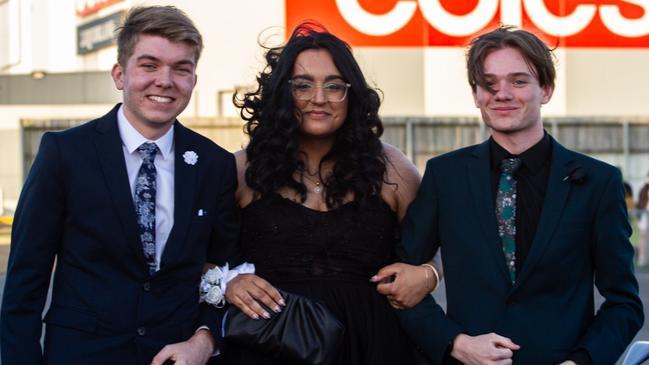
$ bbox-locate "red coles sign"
[76,0,124,17]
[286,0,649,47]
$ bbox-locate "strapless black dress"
[221,194,420,365]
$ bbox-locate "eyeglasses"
[288,79,351,102]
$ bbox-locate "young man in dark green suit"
[380,26,643,365]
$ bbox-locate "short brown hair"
[115,6,203,67]
[466,25,555,93]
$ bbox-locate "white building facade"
[1,0,648,212]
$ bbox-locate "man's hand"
[151,329,215,365]
[372,263,435,309]
[451,333,520,365]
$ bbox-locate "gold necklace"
[301,173,323,194]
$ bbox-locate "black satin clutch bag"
[223,289,345,365]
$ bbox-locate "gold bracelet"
[421,263,440,292]
[421,264,433,291]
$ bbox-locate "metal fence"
[382,117,649,183]
[21,115,649,187]
[19,116,246,178]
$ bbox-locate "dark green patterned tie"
[496,157,521,284]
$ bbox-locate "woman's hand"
[225,274,285,319]
[371,263,437,309]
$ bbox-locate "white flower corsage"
[200,264,228,307]
[183,151,198,165]
[199,262,256,308]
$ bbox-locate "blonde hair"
[115,6,203,67]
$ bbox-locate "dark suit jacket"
[397,137,643,365]
[0,104,239,364]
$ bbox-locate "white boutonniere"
[183,151,198,165]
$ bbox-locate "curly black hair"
[234,22,386,209]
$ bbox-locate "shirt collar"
[117,105,174,160]
[490,131,551,172]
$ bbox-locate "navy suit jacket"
[0,104,239,364]
[397,137,643,365]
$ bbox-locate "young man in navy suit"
[377,26,643,365]
[0,6,238,364]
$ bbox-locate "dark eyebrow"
[291,74,345,82]
[324,75,345,82]
[483,72,533,78]
[291,74,314,81]
[508,72,533,78]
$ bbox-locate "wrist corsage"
[200,264,229,308]
[199,262,256,308]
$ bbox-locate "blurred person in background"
[622,179,640,262]
[637,173,649,266]
[624,181,634,210]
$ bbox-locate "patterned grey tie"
[496,157,522,284]
[134,142,158,275]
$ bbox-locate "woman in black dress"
[222,23,440,364]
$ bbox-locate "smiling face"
[291,49,349,141]
[111,34,197,139]
[473,47,553,145]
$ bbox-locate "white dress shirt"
[117,105,174,271]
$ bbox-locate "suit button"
[137,327,146,336]
[143,282,151,291]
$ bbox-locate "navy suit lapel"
[514,137,573,288]
[467,140,512,284]
[93,105,146,263]
[160,122,198,268]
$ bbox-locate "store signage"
[77,11,123,54]
[76,0,124,17]
[286,0,649,47]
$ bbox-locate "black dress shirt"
[489,133,592,365]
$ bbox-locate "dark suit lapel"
[514,137,573,288]
[93,105,145,262]
[467,140,512,284]
[160,122,198,268]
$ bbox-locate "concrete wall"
[0,128,20,214]
[0,71,120,104]
[0,104,116,209]
[565,49,649,116]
